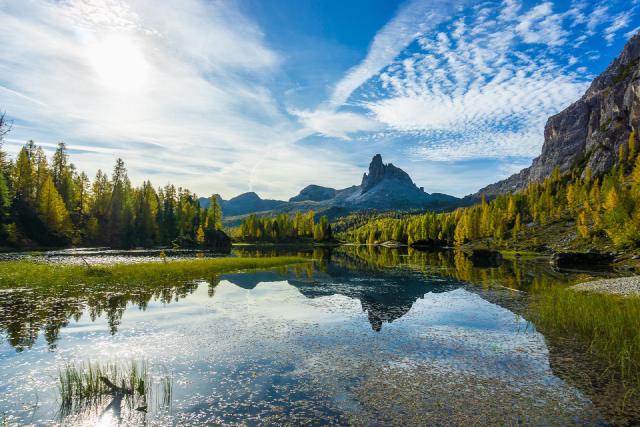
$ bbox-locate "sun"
[87,34,149,93]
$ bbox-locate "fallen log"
[99,376,133,395]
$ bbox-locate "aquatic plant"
[530,288,640,389]
[57,360,169,416]
[0,256,307,290]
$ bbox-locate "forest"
[233,211,334,243]
[340,130,640,251]
[0,116,226,249]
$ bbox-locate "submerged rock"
[550,251,614,269]
[470,249,503,267]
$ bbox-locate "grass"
[530,287,640,388]
[0,256,308,290]
[57,360,170,415]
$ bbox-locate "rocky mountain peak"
[361,154,415,192]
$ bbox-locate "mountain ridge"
[202,154,460,221]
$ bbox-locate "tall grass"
[530,287,640,387]
[0,256,307,290]
[57,360,169,415]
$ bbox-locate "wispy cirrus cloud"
[352,0,635,163]
[295,0,471,140]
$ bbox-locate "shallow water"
[0,247,630,425]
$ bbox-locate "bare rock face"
[473,33,640,200]
[361,154,415,192]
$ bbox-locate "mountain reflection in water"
[0,246,599,351]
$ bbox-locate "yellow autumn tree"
[37,175,71,237]
[577,210,590,238]
[195,225,205,245]
[511,213,522,242]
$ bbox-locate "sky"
[0,0,638,200]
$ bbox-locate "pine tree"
[12,142,37,204]
[511,214,522,242]
[195,225,205,245]
[37,175,71,240]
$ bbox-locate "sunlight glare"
[88,34,149,93]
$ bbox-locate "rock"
[550,251,615,269]
[469,32,640,201]
[361,154,415,192]
[470,249,503,267]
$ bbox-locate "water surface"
[0,247,629,425]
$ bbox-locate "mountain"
[199,192,286,217]
[472,32,640,200]
[212,154,459,224]
[329,154,459,210]
[289,185,336,202]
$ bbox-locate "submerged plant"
[57,360,170,418]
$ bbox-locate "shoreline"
[572,277,640,296]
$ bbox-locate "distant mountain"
[211,154,459,224]
[341,154,459,210]
[289,185,336,202]
[199,192,285,217]
[470,32,640,200]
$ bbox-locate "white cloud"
[626,26,640,39]
[352,0,621,164]
[296,0,472,139]
[605,12,633,44]
[328,0,471,109]
[291,109,381,139]
[0,0,359,199]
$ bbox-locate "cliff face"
[474,33,640,199]
[361,154,415,192]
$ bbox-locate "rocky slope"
[472,32,640,199]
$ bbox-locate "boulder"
[550,251,614,269]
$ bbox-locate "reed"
[530,287,640,386]
[57,360,169,415]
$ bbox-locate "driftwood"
[99,376,133,395]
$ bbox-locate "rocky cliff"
[361,154,415,192]
[473,32,640,199]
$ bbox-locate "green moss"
[600,117,613,133]
[0,256,308,290]
[613,58,639,84]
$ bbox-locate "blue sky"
[0,0,638,199]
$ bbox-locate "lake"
[0,246,634,425]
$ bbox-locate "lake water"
[0,246,632,425]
